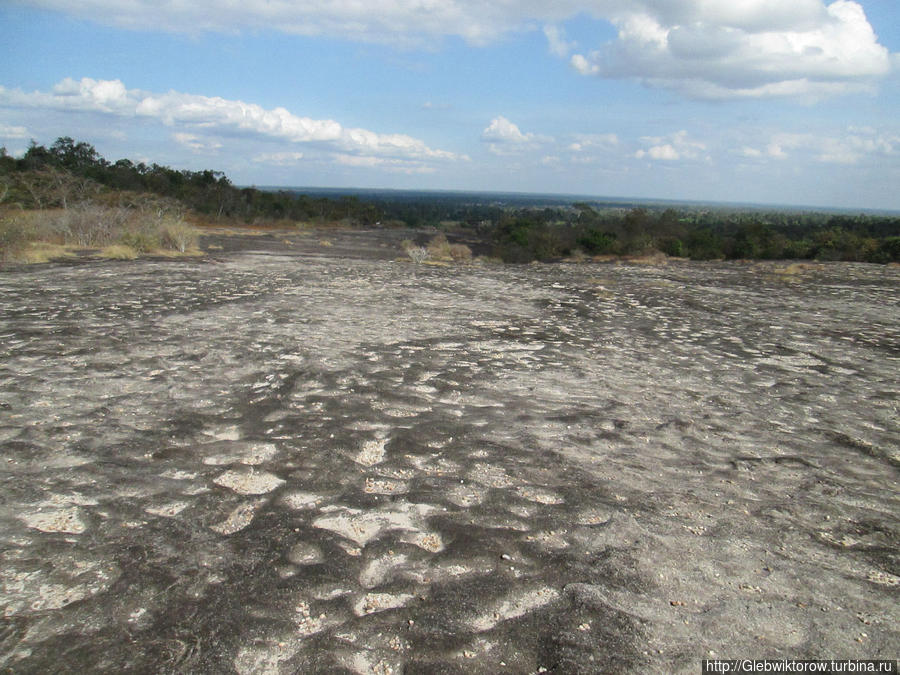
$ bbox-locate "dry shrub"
[0,216,34,261]
[448,243,472,262]
[426,233,452,260]
[159,218,198,253]
[58,203,130,247]
[406,246,429,263]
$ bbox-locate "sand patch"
[312,502,436,546]
[205,424,242,441]
[360,553,409,588]
[467,463,516,488]
[211,500,263,534]
[202,441,278,466]
[288,542,324,566]
[364,477,408,495]
[515,486,564,505]
[401,531,444,552]
[354,438,388,466]
[20,508,87,534]
[234,639,299,675]
[214,469,284,495]
[470,586,560,631]
[294,600,328,635]
[445,483,485,507]
[145,501,190,518]
[281,491,325,510]
[353,592,414,616]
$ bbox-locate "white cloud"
[636,130,706,161]
[568,133,619,152]
[11,1,896,100]
[252,151,305,165]
[482,116,534,144]
[0,124,30,140]
[0,78,464,167]
[637,144,679,161]
[333,154,437,174]
[571,0,893,99]
[174,132,222,152]
[740,128,900,164]
[481,116,552,155]
[544,25,576,58]
[15,0,578,46]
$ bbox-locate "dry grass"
[774,262,820,275]
[1,204,201,263]
[146,246,204,258]
[17,242,77,264]
[401,235,471,264]
[99,244,139,260]
[622,252,669,265]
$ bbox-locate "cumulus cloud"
[174,133,222,152]
[14,0,577,46]
[0,77,463,168]
[252,152,304,165]
[12,1,895,100]
[334,154,437,174]
[635,130,706,161]
[568,133,619,153]
[571,0,893,99]
[481,116,552,155]
[744,128,900,164]
[544,25,576,58]
[0,124,30,145]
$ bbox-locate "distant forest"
[2,137,899,263]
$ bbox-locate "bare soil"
[1,229,897,673]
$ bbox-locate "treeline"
[489,204,900,263]
[0,138,383,225]
[2,137,899,263]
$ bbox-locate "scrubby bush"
[118,229,159,253]
[0,216,34,261]
[426,233,452,260]
[159,218,198,253]
[874,236,900,263]
[406,246,429,263]
[577,227,618,255]
[493,217,561,263]
[448,243,472,262]
[57,203,129,247]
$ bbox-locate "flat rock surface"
[1,233,898,673]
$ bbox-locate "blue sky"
[1,1,898,209]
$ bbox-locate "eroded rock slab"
[1,247,898,672]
